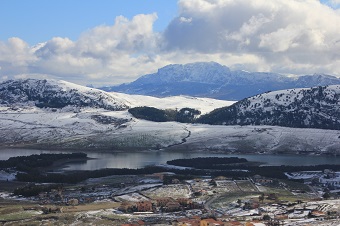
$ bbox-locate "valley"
[0,153,339,225]
[2,0,340,224]
[0,78,340,225]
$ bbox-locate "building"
[224,222,243,226]
[200,218,224,226]
[177,198,192,206]
[166,201,181,212]
[121,220,145,226]
[253,175,273,184]
[136,201,153,212]
[156,197,173,207]
[173,216,201,226]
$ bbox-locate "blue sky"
[0,0,340,86]
[0,0,178,45]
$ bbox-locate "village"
[1,167,339,225]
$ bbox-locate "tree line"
[128,107,200,123]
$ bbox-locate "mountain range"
[101,62,340,100]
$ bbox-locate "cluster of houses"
[119,197,203,213]
[285,169,340,191]
[121,217,268,226]
[37,187,98,205]
[121,199,340,226]
[29,170,340,225]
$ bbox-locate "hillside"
[197,85,340,130]
[0,79,339,155]
[0,79,128,111]
[0,78,232,150]
[102,62,340,100]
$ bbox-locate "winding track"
[166,125,191,148]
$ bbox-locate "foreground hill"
[197,85,340,130]
[102,62,340,100]
[0,79,128,111]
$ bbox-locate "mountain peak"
[155,61,230,84]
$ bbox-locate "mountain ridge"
[101,62,340,100]
[0,79,128,111]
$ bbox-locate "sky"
[0,0,340,86]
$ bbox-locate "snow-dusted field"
[183,124,340,154]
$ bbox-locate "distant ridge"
[101,62,340,100]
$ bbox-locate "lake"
[0,148,339,170]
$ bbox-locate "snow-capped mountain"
[102,62,340,100]
[198,85,340,130]
[0,79,128,111]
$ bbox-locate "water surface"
[0,148,339,170]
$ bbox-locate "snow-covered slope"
[0,79,128,111]
[182,124,340,155]
[198,85,340,130]
[0,78,234,150]
[0,107,339,155]
[0,79,233,114]
[102,62,340,100]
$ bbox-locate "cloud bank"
[1,0,340,86]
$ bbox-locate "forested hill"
[197,85,340,130]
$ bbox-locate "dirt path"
[166,126,191,148]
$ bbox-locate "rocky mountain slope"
[197,85,340,130]
[102,62,340,100]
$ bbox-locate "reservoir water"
[0,148,339,170]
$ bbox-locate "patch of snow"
[109,92,234,114]
[0,170,16,181]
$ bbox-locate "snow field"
[1,106,340,154]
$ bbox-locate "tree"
[259,193,265,203]
[323,192,331,199]
[263,214,271,221]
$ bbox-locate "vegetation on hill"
[128,107,200,123]
[197,86,340,130]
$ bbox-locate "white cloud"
[179,17,193,23]
[0,14,164,86]
[163,0,340,75]
[0,1,340,86]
